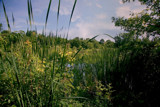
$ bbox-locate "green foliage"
[112,38,160,107]
[112,0,160,37]
[1,0,160,107]
[0,31,114,106]
[99,39,105,44]
[110,1,160,106]
[69,37,103,49]
[1,29,160,107]
[105,40,114,47]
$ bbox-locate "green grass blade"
[56,0,61,36]
[57,0,61,25]
[87,35,99,43]
[12,55,20,88]
[30,0,34,24]
[104,33,114,40]
[12,55,24,106]
[16,91,21,106]
[68,0,77,28]
[27,0,31,27]
[25,91,32,107]
[12,13,15,26]
[62,0,78,65]
[45,0,52,28]
[2,0,11,31]
[66,0,77,39]
[72,35,99,59]
[62,97,88,100]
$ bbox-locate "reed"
[0,0,123,106]
[2,0,11,32]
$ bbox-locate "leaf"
[68,0,77,28]
[57,0,61,25]
[66,0,77,39]
[29,0,34,24]
[2,0,11,31]
[72,35,99,59]
[87,35,99,43]
[45,0,52,29]
[104,33,114,39]
[27,0,31,26]
[56,0,61,35]
[12,13,15,26]
[62,97,88,100]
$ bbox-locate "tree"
[105,40,114,47]
[111,1,160,106]
[112,0,160,38]
[81,40,88,49]
[114,32,135,47]
[99,39,105,44]
[70,37,81,48]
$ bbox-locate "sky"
[0,0,146,41]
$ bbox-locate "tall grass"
[2,0,11,32]
[1,0,160,106]
[0,0,116,106]
[27,0,34,27]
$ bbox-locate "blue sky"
[0,0,146,40]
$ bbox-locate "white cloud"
[59,6,71,15]
[50,0,81,22]
[37,29,52,35]
[34,8,43,14]
[32,0,50,12]
[32,0,76,16]
[132,8,144,13]
[134,1,142,6]
[51,0,73,16]
[96,13,107,19]
[71,14,81,22]
[15,18,26,25]
[69,22,118,40]
[68,14,119,39]
[83,0,93,6]
[119,0,123,4]
[116,4,146,18]
[116,0,147,18]
[64,0,75,2]
[96,3,102,8]
[34,22,44,26]
[116,6,131,18]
